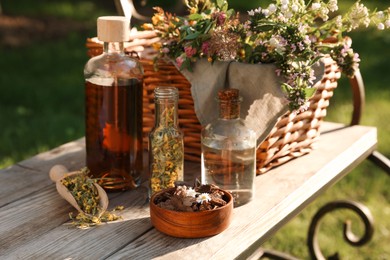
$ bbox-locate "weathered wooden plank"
[0,138,85,207]
[0,184,151,259]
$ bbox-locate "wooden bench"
[0,121,379,259]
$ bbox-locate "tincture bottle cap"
[97,16,130,42]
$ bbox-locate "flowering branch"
[144,0,389,111]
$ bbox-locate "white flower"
[281,4,288,12]
[385,19,390,28]
[377,23,385,30]
[285,11,293,19]
[349,2,370,29]
[262,9,270,17]
[281,0,289,5]
[269,37,279,48]
[303,35,312,45]
[186,187,197,198]
[335,15,343,29]
[311,3,321,10]
[269,37,286,54]
[328,0,338,12]
[291,4,299,12]
[376,11,385,19]
[319,8,329,21]
[248,10,255,16]
[268,4,277,13]
[196,193,211,203]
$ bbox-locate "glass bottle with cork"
[149,86,184,196]
[201,88,256,207]
[84,16,144,191]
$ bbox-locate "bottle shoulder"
[203,118,254,133]
[84,53,143,80]
[202,118,256,145]
[149,126,183,138]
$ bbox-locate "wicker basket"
[86,36,341,174]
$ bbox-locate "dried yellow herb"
[150,106,184,195]
[61,168,124,228]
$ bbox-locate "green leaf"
[184,32,201,40]
[226,9,235,18]
[309,55,324,66]
[305,87,316,98]
[204,20,213,34]
[216,0,224,8]
[244,44,253,60]
[188,13,203,21]
[254,24,274,32]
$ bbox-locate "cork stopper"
[218,88,240,101]
[97,16,130,42]
[218,88,241,119]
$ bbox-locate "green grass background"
[0,0,389,259]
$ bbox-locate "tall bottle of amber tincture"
[84,16,144,191]
[149,86,184,196]
[201,89,256,207]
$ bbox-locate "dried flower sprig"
[61,168,124,229]
[145,0,389,111]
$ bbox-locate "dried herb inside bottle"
[149,87,184,195]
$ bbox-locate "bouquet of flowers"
[145,0,389,111]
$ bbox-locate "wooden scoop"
[49,165,109,217]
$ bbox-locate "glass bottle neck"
[219,100,240,120]
[155,99,178,127]
[103,42,125,54]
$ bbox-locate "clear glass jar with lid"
[201,88,256,207]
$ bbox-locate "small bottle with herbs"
[149,86,184,196]
[201,88,256,207]
[84,16,144,191]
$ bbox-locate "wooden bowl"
[150,188,234,238]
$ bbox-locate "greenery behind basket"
[0,0,389,258]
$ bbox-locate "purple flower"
[201,41,210,55]
[213,11,227,26]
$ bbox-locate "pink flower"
[176,56,184,68]
[184,46,197,57]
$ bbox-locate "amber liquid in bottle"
[85,78,143,191]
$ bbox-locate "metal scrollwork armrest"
[307,200,374,260]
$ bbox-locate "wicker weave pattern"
[256,56,341,173]
[86,38,340,174]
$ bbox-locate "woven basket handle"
[349,69,365,126]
